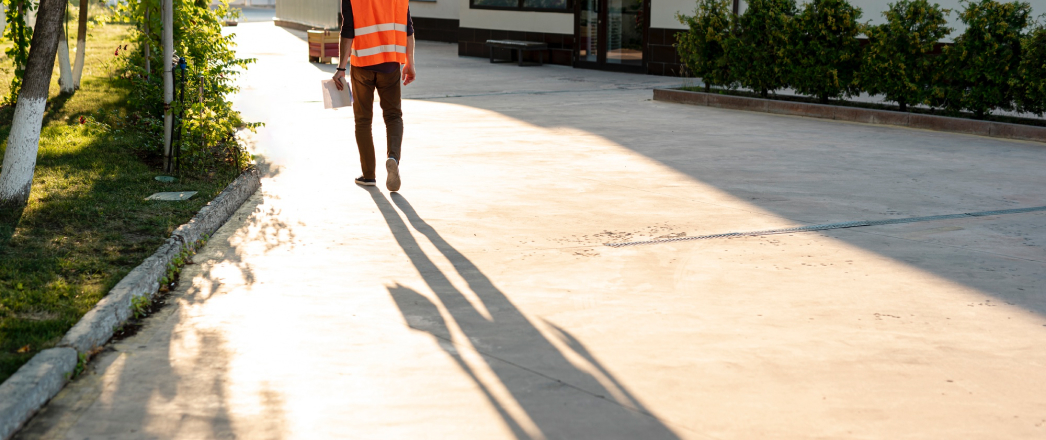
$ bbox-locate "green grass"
[0,23,238,383]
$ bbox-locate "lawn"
[0,19,239,382]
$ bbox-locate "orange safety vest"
[349,0,409,67]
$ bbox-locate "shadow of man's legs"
[367,189,680,439]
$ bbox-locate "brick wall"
[646,28,685,76]
[412,17,460,43]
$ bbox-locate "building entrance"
[574,0,648,73]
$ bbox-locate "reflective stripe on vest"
[349,0,409,67]
[355,23,409,37]
[352,44,407,58]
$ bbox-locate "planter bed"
[654,88,1046,144]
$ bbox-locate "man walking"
[332,0,416,192]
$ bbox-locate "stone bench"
[485,40,548,66]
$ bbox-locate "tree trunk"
[0,0,65,207]
[57,7,74,94]
[72,0,87,88]
[162,0,174,171]
[704,82,710,93]
[761,88,768,99]
[820,93,829,104]
[898,98,907,112]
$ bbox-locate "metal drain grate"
[604,205,1046,248]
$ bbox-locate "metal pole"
[162,0,174,172]
[144,7,150,80]
[175,57,186,172]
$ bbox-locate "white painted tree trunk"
[58,24,74,94]
[0,98,47,203]
[162,0,174,171]
[72,0,87,88]
[0,0,66,207]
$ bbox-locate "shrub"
[676,0,734,92]
[789,0,864,103]
[944,0,1032,118]
[729,0,796,98]
[861,0,952,111]
[1015,20,1046,115]
[115,0,256,172]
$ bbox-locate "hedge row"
[676,0,1046,118]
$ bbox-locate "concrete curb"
[0,348,77,440]
[0,168,261,440]
[653,89,1046,144]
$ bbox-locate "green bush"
[861,0,952,111]
[2,0,34,104]
[729,0,796,98]
[115,0,256,172]
[1015,21,1046,115]
[944,0,1032,118]
[789,0,864,103]
[676,0,734,92]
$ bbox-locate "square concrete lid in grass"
[146,191,198,201]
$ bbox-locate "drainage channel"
[604,205,1046,248]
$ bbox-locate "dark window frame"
[469,0,574,13]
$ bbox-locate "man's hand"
[402,64,416,86]
[333,69,346,90]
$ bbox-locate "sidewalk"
[14,22,1046,439]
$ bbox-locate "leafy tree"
[2,0,35,104]
[861,0,952,111]
[789,0,864,103]
[676,0,734,92]
[944,0,1031,118]
[1015,20,1046,115]
[728,0,796,98]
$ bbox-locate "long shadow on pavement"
[369,189,680,439]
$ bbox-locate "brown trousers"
[350,65,403,179]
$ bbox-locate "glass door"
[575,0,647,72]
[577,0,601,64]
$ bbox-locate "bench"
[308,30,340,64]
[485,40,548,66]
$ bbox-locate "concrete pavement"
[14,23,1046,439]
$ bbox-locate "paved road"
[16,23,1046,439]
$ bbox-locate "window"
[470,0,571,12]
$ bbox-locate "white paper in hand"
[321,79,352,109]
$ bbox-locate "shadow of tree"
[13,182,294,439]
[0,202,24,248]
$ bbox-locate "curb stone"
[0,168,261,440]
[0,348,77,440]
[653,88,1046,144]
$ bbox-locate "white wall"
[410,0,461,19]
[459,0,574,33]
[652,0,694,29]
[228,0,277,5]
[276,0,339,28]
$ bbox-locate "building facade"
[275,0,970,76]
